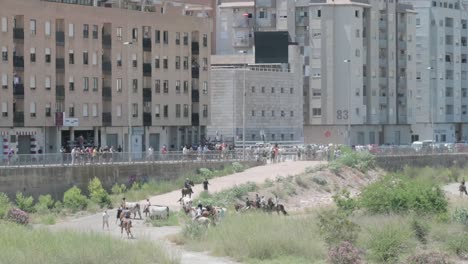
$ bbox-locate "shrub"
[130,181,141,191]
[111,183,126,194]
[53,201,63,213]
[0,192,12,219]
[317,209,360,247]
[312,177,328,186]
[407,251,452,264]
[447,233,468,257]
[366,222,412,263]
[198,168,213,179]
[232,162,245,173]
[328,162,342,174]
[333,190,359,214]
[34,194,55,213]
[182,223,207,239]
[15,192,35,213]
[327,241,363,264]
[7,208,29,225]
[358,175,448,215]
[39,214,57,225]
[335,151,375,172]
[295,175,309,189]
[411,218,429,245]
[88,177,111,208]
[452,208,468,226]
[195,182,257,207]
[63,186,88,211]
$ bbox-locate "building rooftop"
[211,54,255,65]
[218,1,254,8]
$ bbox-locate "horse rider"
[255,194,261,208]
[184,178,192,190]
[260,196,266,208]
[121,197,126,209]
[193,203,203,220]
[143,198,151,217]
[460,179,468,196]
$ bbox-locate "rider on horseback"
[184,178,193,192]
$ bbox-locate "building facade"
[208,45,304,145]
[0,0,211,157]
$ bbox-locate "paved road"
[51,160,323,264]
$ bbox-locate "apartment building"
[401,0,468,143]
[0,0,211,156]
[208,45,304,144]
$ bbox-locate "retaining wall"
[375,154,468,171]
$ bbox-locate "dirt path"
[50,160,323,264]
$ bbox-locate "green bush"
[295,176,309,189]
[34,194,55,213]
[447,233,468,257]
[327,241,363,264]
[198,168,213,179]
[111,183,126,194]
[333,189,359,214]
[63,186,88,211]
[358,175,448,215]
[53,201,63,213]
[0,192,12,219]
[15,192,35,213]
[366,222,412,263]
[332,151,375,173]
[317,209,360,247]
[195,182,257,207]
[88,177,111,208]
[182,222,208,239]
[312,177,328,186]
[232,162,245,173]
[452,208,468,226]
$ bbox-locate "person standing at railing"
[71,147,76,165]
[7,148,14,166]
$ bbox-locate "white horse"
[125,202,142,219]
[149,205,169,219]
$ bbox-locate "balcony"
[191,90,199,103]
[191,113,199,126]
[56,31,65,46]
[192,67,199,78]
[14,112,24,127]
[191,42,199,55]
[13,56,24,69]
[143,63,152,77]
[143,88,152,102]
[143,38,152,52]
[102,61,112,73]
[102,34,112,48]
[56,58,65,70]
[56,85,65,100]
[13,28,24,40]
[102,112,112,126]
[13,84,24,97]
[102,86,112,100]
[143,112,152,126]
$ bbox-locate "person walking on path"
[203,178,209,191]
[102,210,110,230]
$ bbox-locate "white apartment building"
[0,0,211,156]
[402,0,468,143]
[208,45,304,144]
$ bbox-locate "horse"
[178,197,193,214]
[460,183,468,196]
[267,199,288,215]
[181,180,194,198]
[119,210,134,239]
[125,202,142,219]
[149,205,169,219]
[188,206,214,226]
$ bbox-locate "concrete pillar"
[94,127,99,147]
[100,127,106,148]
[70,127,75,142]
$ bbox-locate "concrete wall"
[375,154,468,171]
[0,161,261,200]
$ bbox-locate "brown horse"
[267,198,288,215]
[120,211,134,238]
[182,180,194,198]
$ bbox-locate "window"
[1,102,7,117]
[251,110,255,117]
[69,76,74,91]
[416,72,421,80]
[45,76,51,90]
[183,56,189,70]
[355,10,359,18]
[45,103,51,117]
[163,31,169,44]
[116,27,122,40]
[271,87,275,93]
[290,111,294,117]
[203,105,208,117]
[116,78,122,92]
[45,21,51,36]
[30,48,36,63]
[271,134,276,140]
[69,104,75,117]
[463,105,467,115]
[83,51,88,65]
[69,50,74,64]
[155,105,160,117]
[83,77,89,91]
[463,88,467,97]
[290,87,294,94]
[132,28,138,41]
[163,57,168,69]
[155,56,160,68]
[175,56,180,70]
[92,77,98,91]
[356,29,360,38]
[155,80,160,93]
[117,53,122,66]
[262,110,265,117]
[312,108,322,116]
[203,34,208,47]
[30,19,36,35]
[30,75,36,89]
[184,104,189,117]
[317,10,321,17]
[272,110,275,117]
[163,80,169,93]
[1,17,7,33]
[416,18,421,26]
[176,104,181,118]
[261,86,265,93]
[155,30,160,43]
[176,80,181,94]
[132,54,137,68]
[183,32,189,45]
[176,32,180,45]
[281,110,285,117]
[116,104,122,117]
[355,49,360,57]
[203,81,208,94]
[184,81,189,93]
[163,105,168,117]
[446,87,454,97]
[30,102,36,118]
[1,47,7,61]
[259,11,267,19]
[92,103,97,117]
[132,79,138,92]
[83,24,89,38]
[92,25,98,39]
[68,23,74,37]
[92,52,97,65]
[251,86,255,93]
[203,57,208,70]
[83,103,89,117]
[132,103,138,117]
[2,74,7,89]
[446,104,454,115]
[281,87,284,93]
[45,48,51,63]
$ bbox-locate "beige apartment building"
[0,0,211,156]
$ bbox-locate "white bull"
[149,205,170,219]
[124,202,142,219]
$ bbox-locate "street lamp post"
[239,50,247,160]
[124,41,133,161]
[427,66,434,142]
[344,59,351,146]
